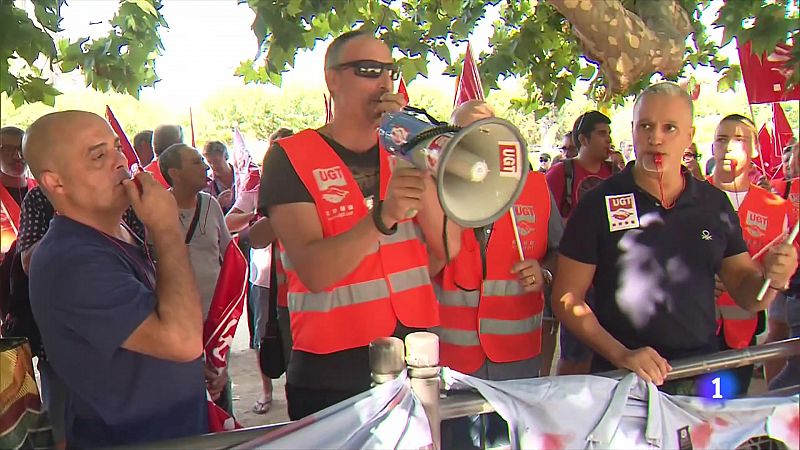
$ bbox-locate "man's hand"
[613,347,672,385]
[380,167,425,228]
[512,259,545,293]
[122,172,180,234]
[763,243,799,290]
[217,189,234,211]
[375,92,407,117]
[204,365,228,401]
[714,275,725,299]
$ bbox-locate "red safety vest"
[713,181,790,349]
[435,172,550,374]
[279,130,438,354]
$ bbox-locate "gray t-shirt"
[177,192,232,319]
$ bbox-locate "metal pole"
[600,338,800,381]
[369,336,405,385]
[406,332,442,450]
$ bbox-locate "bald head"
[23,110,110,179]
[451,100,495,127]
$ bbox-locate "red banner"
[738,41,800,104]
[398,75,410,104]
[454,42,485,107]
[189,107,196,148]
[754,104,797,180]
[203,239,247,432]
[105,106,140,170]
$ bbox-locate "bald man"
[23,111,208,447]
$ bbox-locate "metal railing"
[130,336,800,450]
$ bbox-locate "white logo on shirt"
[701,230,713,241]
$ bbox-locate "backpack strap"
[184,193,204,244]
[783,179,792,200]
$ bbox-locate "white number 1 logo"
[712,377,723,399]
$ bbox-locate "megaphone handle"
[509,209,525,262]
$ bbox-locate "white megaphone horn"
[379,108,529,228]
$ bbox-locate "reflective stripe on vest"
[712,182,789,350]
[435,172,550,373]
[279,130,438,354]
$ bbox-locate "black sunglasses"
[682,152,700,160]
[332,60,399,80]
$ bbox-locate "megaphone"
[379,109,529,228]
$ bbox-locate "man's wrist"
[372,201,398,235]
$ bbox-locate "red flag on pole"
[105,106,139,170]
[754,104,796,181]
[231,128,261,196]
[189,107,196,148]
[398,74,410,104]
[324,94,333,123]
[454,43,484,107]
[738,41,800,104]
[203,239,248,431]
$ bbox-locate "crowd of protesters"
[1,30,799,449]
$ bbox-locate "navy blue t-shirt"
[29,216,208,448]
[559,162,748,372]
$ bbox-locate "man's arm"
[120,173,203,362]
[271,167,426,292]
[551,255,671,384]
[225,207,255,233]
[270,203,386,292]
[248,217,275,249]
[719,243,798,312]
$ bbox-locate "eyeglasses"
[682,152,699,160]
[539,157,550,163]
[332,60,399,81]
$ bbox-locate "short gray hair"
[633,81,694,119]
[158,143,193,186]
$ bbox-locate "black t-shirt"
[257,131,393,391]
[559,162,748,372]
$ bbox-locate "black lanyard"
[184,193,203,244]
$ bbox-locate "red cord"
[654,154,681,209]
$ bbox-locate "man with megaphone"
[435,100,564,449]
[257,31,458,420]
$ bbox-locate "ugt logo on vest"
[314,166,349,204]
[605,193,640,232]
[745,211,768,238]
[514,204,536,237]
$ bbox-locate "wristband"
[372,201,398,236]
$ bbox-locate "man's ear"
[39,171,63,195]
[167,167,179,185]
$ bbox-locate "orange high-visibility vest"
[434,172,550,374]
[714,181,789,349]
[279,130,438,354]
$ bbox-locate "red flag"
[774,103,797,178]
[105,106,139,170]
[190,107,196,148]
[231,128,261,196]
[454,43,484,107]
[398,75,410,104]
[324,94,333,124]
[738,41,800,104]
[203,240,247,432]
